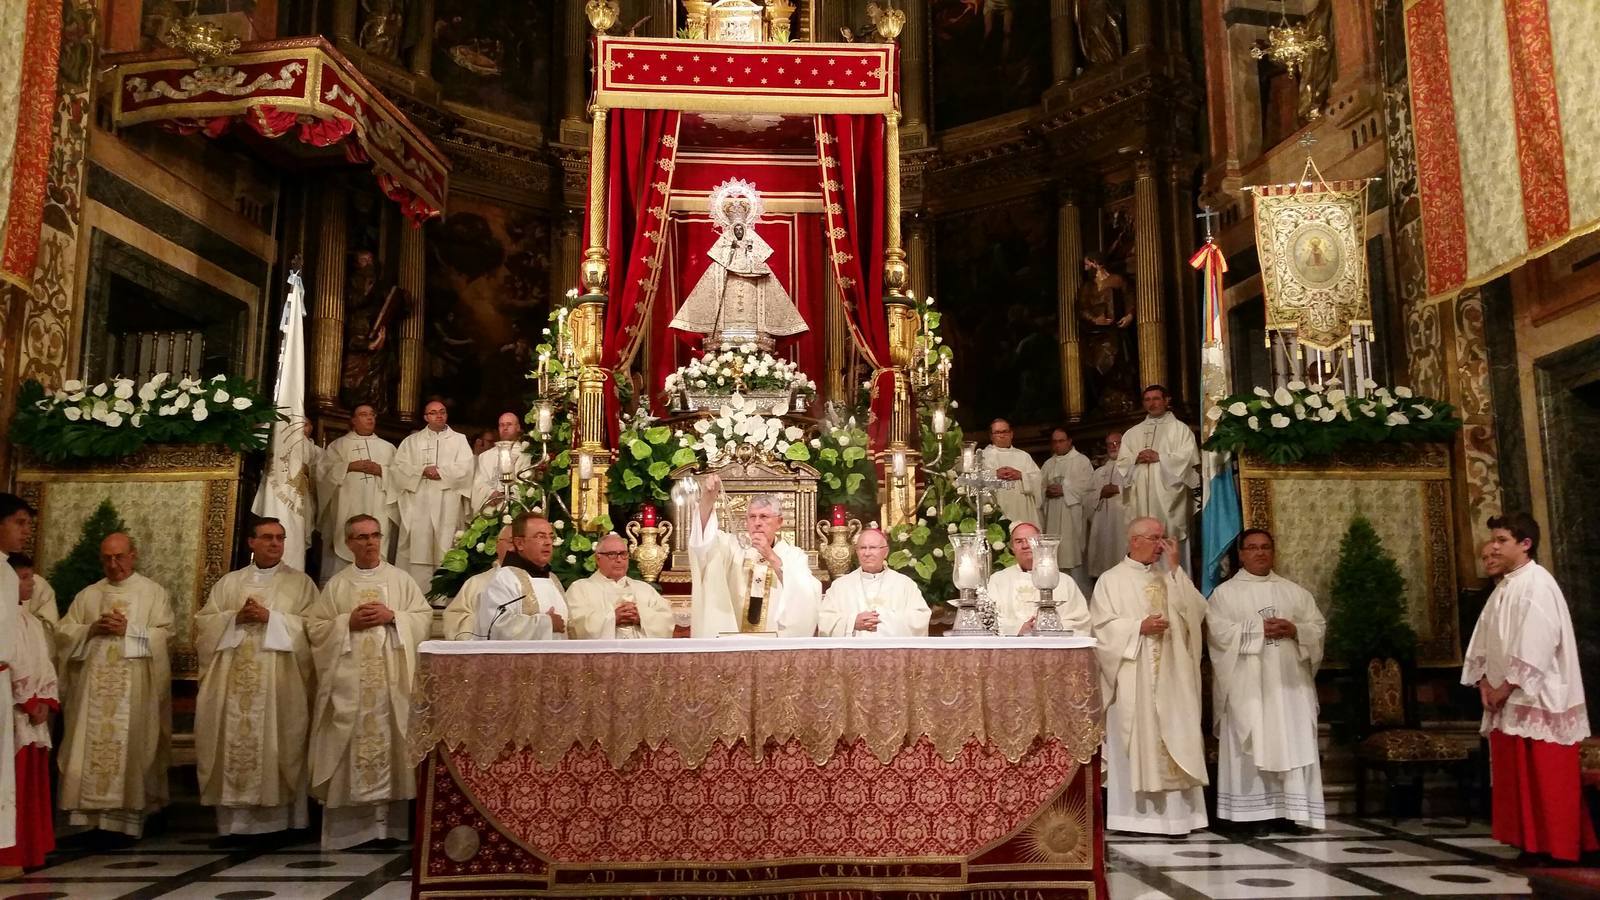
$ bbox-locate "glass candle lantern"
[950,533,990,590]
[1028,536,1061,589]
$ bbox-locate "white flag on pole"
[251,270,313,569]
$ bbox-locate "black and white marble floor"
[0,813,1561,898]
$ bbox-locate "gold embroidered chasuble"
[565,572,675,640]
[194,564,317,812]
[56,573,173,822]
[306,562,432,808]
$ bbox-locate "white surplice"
[469,441,534,512]
[1093,557,1208,834]
[1116,414,1199,546]
[984,445,1042,528]
[818,568,931,638]
[57,573,173,837]
[389,426,474,590]
[688,510,820,638]
[987,564,1092,637]
[1207,570,1327,828]
[0,553,17,850]
[1085,460,1127,579]
[306,562,432,849]
[24,573,57,646]
[442,566,499,640]
[565,572,675,640]
[195,563,317,834]
[1040,449,1098,587]
[315,432,397,581]
[477,564,568,641]
[1462,560,1589,745]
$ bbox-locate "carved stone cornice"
[551,143,593,211]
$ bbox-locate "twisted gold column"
[397,222,426,422]
[580,106,610,295]
[310,185,347,409]
[1134,156,1167,391]
[1057,189,1084,420]
[880,112,919,527]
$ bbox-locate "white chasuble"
[477,567,568,641]
[315,432,397,565]
[1115,414,1200,543]
[688,511,820,638]
[306,563,432,814]
[818,568,931,638]
[388,427,474,580]
[195,564,317,832]
[987,564,1092,637]
[1207,570,1327,827]
[1039,449,1097,569]
[984,445,1042,529]
[57,573,173,836]
[566,572,674,640]
[25,573,57,645]
[1092,558,1208,834]
[1086,461,1127,578]
[1462,560,1590,745]
[443,565,499,640]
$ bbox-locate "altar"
[407,637,1107,898]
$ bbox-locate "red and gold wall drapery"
[0,0,64,289]
[1405,0,1600,299]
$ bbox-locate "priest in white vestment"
[389,399,474,591]
[1086,432,1126,580]
[470,412,534,513]
[1092,517,1208,835]
[476,513,569,641]
[8,557,57,646]
[984,418,1041,528]
[1116,387,1199,573]
[315,404,397,583]
[988,522,1092,637]
[1039,427,1097,595]
[566,534,674,639]
[195,518,317,836]
[443,527,511,640]
[1464,512,1597,861]
[688,477,820,637]
[307,514,434,850]
[57,533,173,839]
[1207,528,1326,830]
[818,529,930,638]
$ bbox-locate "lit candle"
[961,442,977,474]
[1030,564,1061,590]
[536,402,554,436]
[892,450,907,478]
[496,441,515,478]
[831,504,848,527]
[953,555,979,590]
[641,503,658,527]
[578,451,594,482]
[931,406,948,436]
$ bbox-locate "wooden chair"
[1354,658,1473,823]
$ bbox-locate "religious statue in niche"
[341,249,409,415]
[1075,0,1124,67]
[360,0,419,62]
[668,179,809,352]
[1079,249,1138,415]
[839,2,886,42]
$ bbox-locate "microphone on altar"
[463,593,527,641]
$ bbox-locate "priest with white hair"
[1207,528,1326,830]
[818,528,930,638]
[987,522,1091,637]
[565,533,674,640]
[984,418,1041,528]
[1092,516,1208,835]
[688,477,820,637]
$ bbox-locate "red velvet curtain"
[596,108,682,443]
[815,114,891,449]
[651,213,826,415]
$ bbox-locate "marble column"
[551,210,582,306]
[561,0,590,140]
[332,0,358,44]
[901,0,929,136]
[408,0,435,78]
[1057,188,1085,420]
[906,214,931,303]
[310,185,347,409]
[397,221,426,422]
[1049,0,1077,86]
[1133,155,1166,391]
[1126,0,1153,51]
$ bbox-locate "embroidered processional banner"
[1251,178,1371,352]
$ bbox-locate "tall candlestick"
[536,402,554,437]
[578,451,594,482]
[961,442,977,474]
[931,405,948,436]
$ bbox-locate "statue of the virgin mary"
[668,178,809,352]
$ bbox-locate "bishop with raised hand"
[688,476,820,637]
[195,518,317,837]
[818,529,930,638]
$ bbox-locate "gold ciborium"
[626,507,674,583]
[815,505,862,580]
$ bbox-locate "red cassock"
[1490,730,1600,862]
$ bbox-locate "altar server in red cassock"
[1463,512,1597,862]
[3,552,56,871]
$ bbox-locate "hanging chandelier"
[159,4,240,66]
[1249,2,1326,79]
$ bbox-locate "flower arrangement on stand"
[663,343,816,412]
[1203,379,1461,463]
[11,374,279,462]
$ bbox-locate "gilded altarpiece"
[14,444,242,679]
[1240,443,1460,667]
